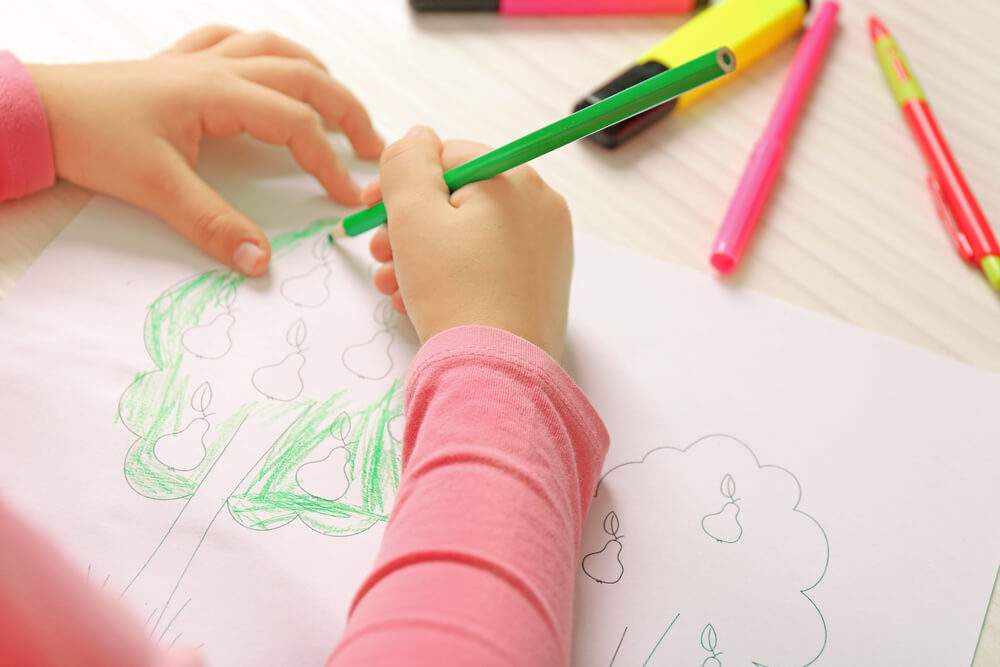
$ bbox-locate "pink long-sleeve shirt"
[0,51,54,200]
[0,52,610,666]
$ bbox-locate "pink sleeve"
[0,51,55,201]
[0,498,199,667]
[328,325,610,667]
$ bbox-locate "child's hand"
[26,25,383,276]
[366,126,573,360]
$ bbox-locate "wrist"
[418,317,564,363]
[407,296,566,362]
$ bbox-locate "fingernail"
[406,126,425,138]
[234,242,267,276]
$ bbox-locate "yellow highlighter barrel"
[650,0,807,108]
[577,0,808,146]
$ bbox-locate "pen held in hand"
[323,47,736,241]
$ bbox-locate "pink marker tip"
[869,15,889,42]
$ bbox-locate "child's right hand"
[366,126,573,361]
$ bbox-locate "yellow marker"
[575,0,809,147]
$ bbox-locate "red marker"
[870,16,1000,291]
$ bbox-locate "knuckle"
[191,210,232,249]
[548,191,573,234]
[288,103,321,133]
[379,140,413,172]
[555,192,572,223]
[522,166,546,190]
[280,57,314,81]
[252,30,282,50]
[337,98,366,128]
[202,23,237,39]
[291,59,322,84]
[549,189,570,214]
[141,156,184,198]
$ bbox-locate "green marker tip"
[324,219,346,242]
[981,255,1000,292]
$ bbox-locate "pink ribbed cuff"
[0,51,55,201]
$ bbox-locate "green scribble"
[118,221,403,534]
[124,405,251,500]
[229,381,402,536]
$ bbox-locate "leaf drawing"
[191,382,212,414]
[604,511,620,538]
[722,473,736,499]
[288,319,307,348]
[701,624,717,652]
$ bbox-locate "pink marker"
[410,0,705,15]
[710,1,840,274]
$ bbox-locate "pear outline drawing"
[701,473,743,544]
[295,413,353,502]
[279,237,335,308]
[342,298,396,381]
[582,511,625,584]
[153,382,213,471]
[181,291,236,359]
[700,623,724,667]
[251,319,308,401]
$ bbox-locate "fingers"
[391,291,407,315]
[369,227,392,262]
[202,78,361,204]
[435,139,500,207]
[137,148,271,276]
[362,139,491,210]
[162,25,242,54]
[439,139,491,171]
[373,262,398,295]
[373,259,406,315]
[361,179,382,207]
[230,57,382,159]
[379,126,450,221]
[207,30,328,72]
[436,138,544,211]
[372,248,404,315]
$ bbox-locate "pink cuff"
[403,325,607,460]
[0,51,55,201]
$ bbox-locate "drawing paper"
[1,139,997,665]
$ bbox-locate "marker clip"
[927,174,975,263]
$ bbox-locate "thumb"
[138,149,272,276]
[378,126,450,224]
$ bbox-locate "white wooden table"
[1,0,997,662]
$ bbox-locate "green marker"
[326,47,735,240]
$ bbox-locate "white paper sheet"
[1,139,998,666]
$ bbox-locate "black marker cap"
[574,61,675,148]
[410,0,500,10]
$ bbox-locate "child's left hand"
[26,25,383,276]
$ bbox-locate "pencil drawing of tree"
[116,221,410,642]
[574,435,829,666]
